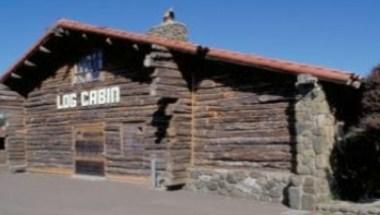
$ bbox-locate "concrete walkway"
[0,172,309,215]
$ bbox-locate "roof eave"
[1,19,362,88]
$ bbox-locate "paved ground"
[0,171,309,215]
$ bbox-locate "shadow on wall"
[151,97,177,144]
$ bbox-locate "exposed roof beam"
[38,46,51,54]
[57,27,65,34]
[106,37,113,45]
[10,73,22,79]
[64,29,70,36]
[347,79,362,89]
[53,31,63,37]
[132,44,140,51]
[24,60,36,67]
[52,27,65,37]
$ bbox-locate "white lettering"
[98,89,106,104]
[81,91,89,106]
[57,86,120,109]
[57,95,63,109]
[89,91,97,105]
[69,94,77,107]
[105,88,111,103]
[56,93,77,109]
[111,87,120,103]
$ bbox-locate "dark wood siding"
[7,43,297,182]
[146,50,192,186]
[193,63,296,171]
[24,47,162,179]
[0,85,25,166]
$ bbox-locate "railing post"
[151,157,158,188]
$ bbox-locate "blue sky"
[0,0,378,75]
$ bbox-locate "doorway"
[0,137,5,164]
[74,124,105,176]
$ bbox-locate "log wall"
[22,45,192,185]
[145,48,192,186]
[192,63,297,171]
[5,42,297,186]
[0,84,25,166]
[24,47,163,180]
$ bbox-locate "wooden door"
[121,123,145,172]
[74,124,105,176]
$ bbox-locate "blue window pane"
[75,50,103,83]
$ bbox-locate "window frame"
[73,49,104,84]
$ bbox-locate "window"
[74,50,103,83]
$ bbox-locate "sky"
[0,0,379,76]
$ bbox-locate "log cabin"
[0,10,362,210]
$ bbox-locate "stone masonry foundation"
[187,167,292,204]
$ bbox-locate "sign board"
[57,86,120,109]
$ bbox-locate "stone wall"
[317,201,380,215]
[187,167,291,203]
[288,74,336,210]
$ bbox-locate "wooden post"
[151,157,157,188]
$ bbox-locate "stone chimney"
[147,9,188,41]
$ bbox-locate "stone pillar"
[288,74,336,210]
